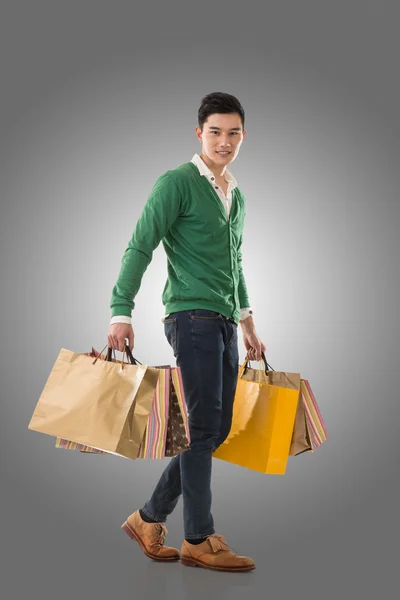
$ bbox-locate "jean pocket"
[164,319,178,355]
[190,309,223,321]
[163,316,176,324]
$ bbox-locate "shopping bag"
[138,362,190,458]
[28,343,159,460]
[289,379,328,455]
[56,348,191,459]
[212,353,300,475]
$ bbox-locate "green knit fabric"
[110,161,250,325]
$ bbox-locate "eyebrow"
[208,126,242,131]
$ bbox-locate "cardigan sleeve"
[237,231,251,309]
[236,189,251,309]
[110,172,181,317]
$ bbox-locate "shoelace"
[150,523,167,547]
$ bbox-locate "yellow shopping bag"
[213,354,300,475]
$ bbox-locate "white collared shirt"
[190,152,237,219]
[110,154,252,325]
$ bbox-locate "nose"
[219,138,232,148]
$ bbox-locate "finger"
[128,334,134,351]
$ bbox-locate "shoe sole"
[121,520,180,562]
[181,557,256,572]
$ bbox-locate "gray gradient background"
[1,1,399,598]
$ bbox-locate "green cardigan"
[110,161,250,325]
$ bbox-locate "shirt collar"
[191,153,238,189]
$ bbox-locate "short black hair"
[198,92,245,132]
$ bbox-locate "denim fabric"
[141,308,239,539]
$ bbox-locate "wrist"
[240,314,255,332]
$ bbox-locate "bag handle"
[240,351,274,378]
[106,344,142,365]
[92,342,142,367]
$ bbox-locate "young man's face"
[195,112,246,168]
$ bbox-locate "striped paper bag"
[55,438,107,453]
[137,365,190,458]
[289,379,328,456]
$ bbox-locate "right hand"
[107,323,134,352]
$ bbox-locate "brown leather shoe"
[121,510,180,561]
[180,533,256,572]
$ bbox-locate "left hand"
[240,316,266,362]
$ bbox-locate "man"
[107,92,266,572]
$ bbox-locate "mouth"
[216,151,231,156]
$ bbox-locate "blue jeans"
[141,309,239,539]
